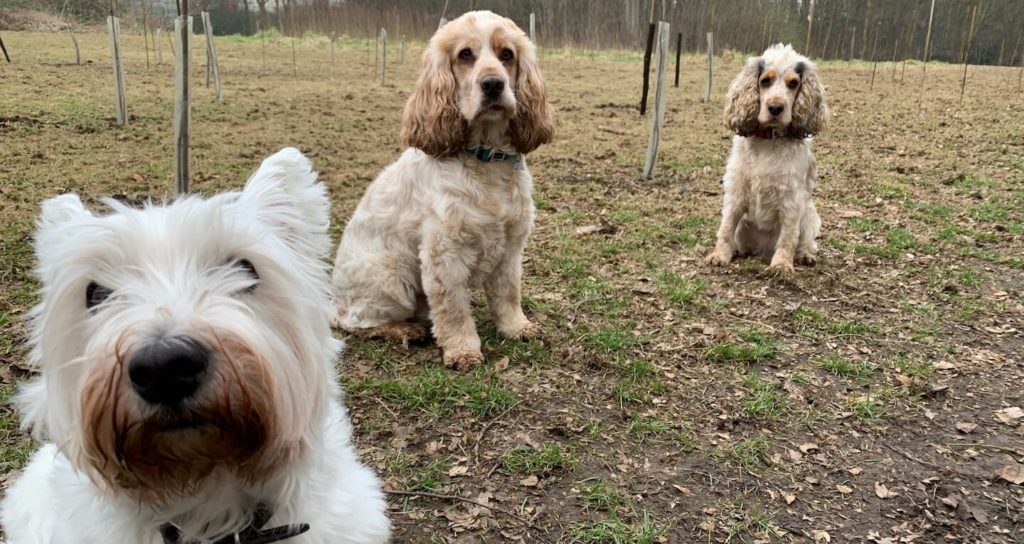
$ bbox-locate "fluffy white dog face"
[20,148,337,503]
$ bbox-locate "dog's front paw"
[796,253,817,267]
[501,319,542,341]
[443,349,484,371]
[767,259,796,275]
[705,249,733,267]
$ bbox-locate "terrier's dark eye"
[458,48,474,61]
[86,282,113,310]
[499,48,515,62]
[235,259,259,293]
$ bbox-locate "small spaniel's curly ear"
[509,43,554,154]
[724,57,763,136]
[790,62,829,137]
[401,46,467,158]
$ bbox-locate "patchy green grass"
[501,444,577,475]
[705,330,779,363]
[612,359,666,406]
[741,374,788,420]
[656,271,708,305]
[815,356,878,381]
[567,510,668,544]
[346,367,517,418]
[727,435,774,470]
[576,479,630,512]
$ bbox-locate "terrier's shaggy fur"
[1,149,391,544]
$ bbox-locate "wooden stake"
[331,31,336,65]
[674,31,682,88]
[705,32,713,102]
[156,28,163,65]
[202,11,222,101]
[107,16,128,125]
[644,21,670,182]
[529,13,536,43]
[890,36,900,83]
[918,0,937,109]
[70,26,81,65]
[0,34,10,63]
[400,36,405,64]
[959,4,978,106]
[804,0,815,54]
[639,22,656,114]
[379,28,388,86]
[174,14,192,194]
[143,17,151,69]
[291,38,297,77]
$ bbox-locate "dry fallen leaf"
[848,467,863,476]
[519,474,539,487]
[874,482,899,499]
[784,493,797,504]
[955,422,978,434]
[836,485,854,494]
[994,407,1024,425]
[812,529,831,542]
[493,356,510,372]
[448,465,469,477]
[799,443,819,454]
[998,464,1024,485]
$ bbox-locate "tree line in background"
[23,0,1024,66]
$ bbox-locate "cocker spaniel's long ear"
[723,57,763,136]
[509,43,554,154]
[790,61,829,137]
[401,46,467,158]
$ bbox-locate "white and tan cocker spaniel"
[706,44,829,273]
[331,11,553,370]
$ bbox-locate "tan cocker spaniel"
[331,11,553,370]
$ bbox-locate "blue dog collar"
[465,146,520,163]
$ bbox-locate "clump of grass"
[827,320,877,336]
[582,327,643,352]
[729,435,773,470]
[656,271,708,304]
[577,480,629,511]
[815,356,878,381]
[501,444,577,474]
[567,510,668,544]
[847,396,885,420]
[741,374,788,420]
[612,359,666,406]
[705,329,778,363]
[347,367,516,418]
[627,416,672,442]
[847,218,883,232]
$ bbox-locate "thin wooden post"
[674,31,682,87]
[639,22,656,114]
[70,26,81,65]
[705,32,713,102]
[804,0,815,54]
[143,18,151,69]
[918,0,936,109]
[0,34,10,63]
[174,14,192,194]
[291,38,297,77]
[438,17,448,30]
[529,13,536,43]
[156,28,163,65]
[848,28,855,66]
[202,12,222,101]
[107,16,128,125]
[258,22,266,69]
[330,31,336,64]
[959,4,978,106]
[890,36,900,83]
[379,28,388,86]
[644,21,670,182]
[400,36,406,63]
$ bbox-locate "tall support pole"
[107,15,128,125]
[918,0,937,109]
[174,13,193,194]
[705,32,713,102]
[804,0,815,54]
[644,21,670,182]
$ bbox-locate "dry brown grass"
[1,29,1023,542]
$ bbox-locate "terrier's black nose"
[768,104,785,117]
[481,76,505,99]
[129,336,209,406]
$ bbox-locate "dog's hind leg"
[796,201,821,267]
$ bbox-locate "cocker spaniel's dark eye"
[234,258,259,293]
[760,77,771,88]
[458,48,474,61]
[86,282,113,310]
[499,48,515,62]
[787,79,799,89]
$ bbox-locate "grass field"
[1,29,1023,543]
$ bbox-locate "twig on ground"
[384,489,550,539]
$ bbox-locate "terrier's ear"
[14,378,51,440]
[35,194,92,265]
[240,147,332,259]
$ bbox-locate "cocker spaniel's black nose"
[481,76,505,99]
[768,104,785,117]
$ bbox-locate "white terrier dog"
[0,149,391,544]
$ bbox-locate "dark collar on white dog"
[159,504,309,544]
[464,145,520,163]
